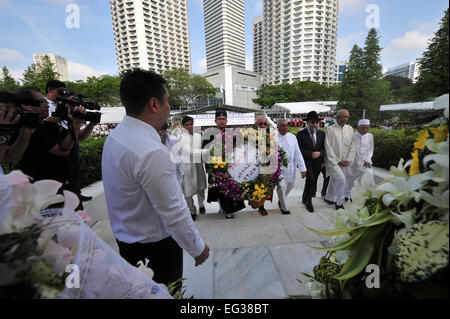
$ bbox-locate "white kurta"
[325,123,356,206]
[345,132,375,196]
[325,124,356,176]
[180,132,207,198]
[278,132,307,185]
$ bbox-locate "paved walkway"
[82,169,388,299]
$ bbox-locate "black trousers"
[312,166,330,197]
[116,236,183,289]
[302,163,321,204]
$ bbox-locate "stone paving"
[82,168,389,299]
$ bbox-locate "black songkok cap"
[215,108,227,119]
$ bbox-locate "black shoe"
[199,206,206,214]
[335,204,344,210]
[281,209,291,215]
[225,213,233,219]
[258,207,268,216]
[324,199,335,205]
[79,194,93,202]
[306,202,314,213]
[191,213,197,221]
[345,197,352,203]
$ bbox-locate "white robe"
[180,132,207,198]
[324,123,356,205]
[277,132,307,185]
[345,132,375,195]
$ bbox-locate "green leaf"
[303,209,393,236]
[306,229,366,251]
[332,223,389,281]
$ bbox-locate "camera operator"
[0,88,49,172]
[45,79,96,201]
[19,88,88,200]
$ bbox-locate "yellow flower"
[414,129,429,150]
[429,124,449,143]
[409,149,420,176]
[255,185,259,190]
[219,164,225,168]
[261,184,265,188]
[214,165,219,169]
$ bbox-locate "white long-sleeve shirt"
[278,132,307,185]
[101,116,205,258]
[348,132,374,177]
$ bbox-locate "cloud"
[336,32,366,60]
[0,0,10,6]
[339,0,365,13]
[382,30,432,66]
[0,48,26,62]
[194,57,207,74]
[67,60,108,81]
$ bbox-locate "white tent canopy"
[379,101,435,112]
[267,101,336,115]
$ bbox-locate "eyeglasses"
[258,122,268,126]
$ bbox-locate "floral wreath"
[206,127,289,208]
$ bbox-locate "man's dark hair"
[14,87,42,101]
[46,79,66,94]
[120,68,168,116]
[182,116,194,126]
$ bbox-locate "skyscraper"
[33,53,70,82]
[109,0,191,75]
[384,62,421,83]
[253,16,263,74]
[262,0,339,85]
[203,0,245,71]
[334,60,347,83]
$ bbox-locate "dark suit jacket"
[296,128,326,168]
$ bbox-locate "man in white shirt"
[276,119,307,214]
[102,69,210,289]
[179,116,207,221]
[324,109,356,210]
[344,119,375,198]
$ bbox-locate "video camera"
[52,89,102,123]
[0,91,40,131]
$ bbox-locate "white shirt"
[46,98,68,129]
[278,132,307,185]
[348,132,374,177]
[101,115,205,258]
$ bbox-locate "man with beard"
[296,111,326,213]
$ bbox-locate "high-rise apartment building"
[384,62,420,83]
[262,0,339,85]
[203,0,245,71]
[109,0,191,75]
[33,53,70,81]
[334,60,347,83]
[253,16,263,74]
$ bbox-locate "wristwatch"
[0,136,8,145]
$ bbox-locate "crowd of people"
[1,69,377,294]
[91,123,118,139]
[270,113,335,128]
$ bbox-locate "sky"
[0,0,448,82]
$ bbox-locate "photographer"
[0,88,49,171]
[45,80,97,201]
[19,88,88,197]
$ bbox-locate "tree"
[0,66,19,92]
[22,55,60,93]
[338,30,392,126]
[384,75,415,103]
[253,83,298,109]
[163,68,215,110]
[414,9,449,100]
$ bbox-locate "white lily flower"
[391,208,417,229]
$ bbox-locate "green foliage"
[414,9,449,101]
[0,66,20,92]
[253,80,339,109]
[395,220,449,283]
[167,278,193,299]
[371,128,417,170]
[65,75,120,106]
[163,68,216,110]
[339,30,393,126]
[21,55,60,92]
[79,137,105,188]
